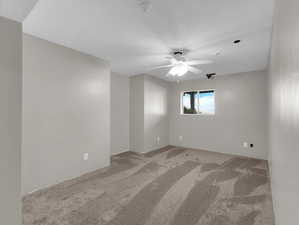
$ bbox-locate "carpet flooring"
[23,146,275,225]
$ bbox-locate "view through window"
[182,90,215,115]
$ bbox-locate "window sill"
[180,113,215,116]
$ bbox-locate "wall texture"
[22,35,111,195]
[130,75,169,153]
[169,71,268,159]
[0,17,22,225]
[111,73,130,155]
[269,0,299,223]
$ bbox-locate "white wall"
[0,17,22,225]
[22,34,111,195]
[130,74,169,153]
[130,75,145,153]
[169,71,268,159]
[144,75,169,152]
[269,0,299,224]
[111,73,130,155]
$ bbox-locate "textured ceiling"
[23,0,274,80]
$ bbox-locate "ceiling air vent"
[206,73,216,79]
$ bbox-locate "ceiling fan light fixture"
[169,62,188,76]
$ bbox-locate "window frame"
[180,89,216,116]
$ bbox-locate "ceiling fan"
[152,50,213,77]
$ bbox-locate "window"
[181,90,215,115]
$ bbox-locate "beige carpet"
[23,146,275,225]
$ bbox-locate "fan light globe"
[169,62,188,76]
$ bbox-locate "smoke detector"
[137,0,152,12]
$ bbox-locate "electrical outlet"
[243,142,249,148]
[179,136,183,142]
[83,153,89,161]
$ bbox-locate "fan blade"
[186,60,212,66]
[165,55,173,60]
[188,66,202,74]
[151,64,173,70]
[165,68,172,77]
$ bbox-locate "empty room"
[1,0,298,224]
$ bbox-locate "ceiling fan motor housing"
[172,49,187,61]
[173,51,184,56]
